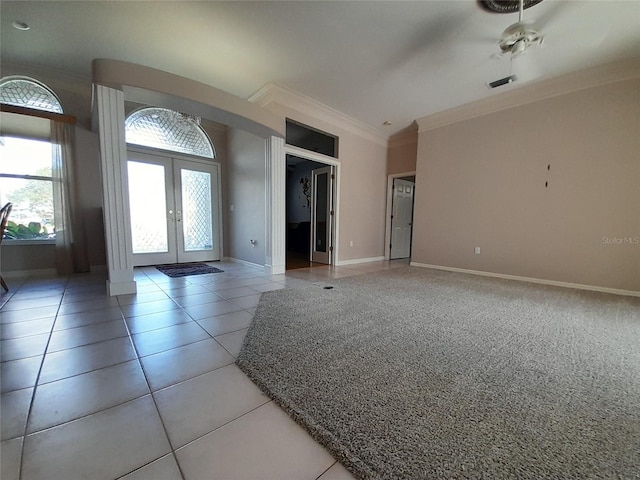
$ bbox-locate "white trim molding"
[410,263,640,298]
[94,84,137,296]
[265,136,286,276]
[250,83,389,147]
[335,256,385,266]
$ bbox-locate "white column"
[265,136,286,275]
[94,84,136,296]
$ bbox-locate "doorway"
[127,150,221,267]
[389,175,415,260]
[286,155,335,269]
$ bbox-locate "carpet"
[155,262,223,278]
[236,267,640,479]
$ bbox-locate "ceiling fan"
[494,0,545,57]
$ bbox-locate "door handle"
[176,210,182,222]
[168,209,174,222]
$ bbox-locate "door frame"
[126,145,224,265]
[384,171,416,260]
[284,144,339,267]
[310,165,335,264]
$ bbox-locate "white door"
[311,166,334,264]
[127,151,221,266]
[390,178,415,259]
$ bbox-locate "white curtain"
[51,120,89,274]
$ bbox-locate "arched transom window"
[0,76,63,113]
[125,107,215,159]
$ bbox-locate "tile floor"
[1,259,408,480]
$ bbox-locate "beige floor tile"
[1,334,49,362]
[182,300,243,320]
[120,453,183,480]
[47,319,128,353]
[228,293,263,309]
[22,396,171,480]
[1,436,23,480]
[132,322,210,357]
[57,297,120,315]
[154,364,269,448]
[38,337,136,384]
[140,338,234,391]
[175,402,335,480]
[126,310,193,335]
[0,305,59,324]
[1,296,61,312]
[214,328,249,357]
[317,462,357,480]
[1,388,33,441]
[173,292,225,309]
[197,311,253,337]
[250,282,287,293]
[1,356,42,393]
[120,298,180,318]
[0,317,55,340]
[53,306,124,331]
[214,286,261,300]
[28,360,149,433]
[117,291,170,306]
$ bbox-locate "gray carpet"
[236,267,640,479]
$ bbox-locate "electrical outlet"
[350,240,354,247]
[474,247,481,255]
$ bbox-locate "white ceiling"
[2,1,639,135]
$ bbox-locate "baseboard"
[335,256,385,266]
[3,268,58,279]
[224,257,267,270]
[410,263,640,298]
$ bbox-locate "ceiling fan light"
[513,40,527,55]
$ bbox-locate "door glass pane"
[181,169,213,252]
[315,172,327,252]
[128,161,168,254]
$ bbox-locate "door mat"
[155,263,224,278]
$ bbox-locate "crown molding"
[249,83,389,147]
[417,57,640,133]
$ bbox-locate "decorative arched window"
[0,76,63,242]
[125,107,215,159]
[0,76,63,113]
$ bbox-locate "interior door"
[390,178,415,259]
[311,166,334,264]
[127,151,220,267]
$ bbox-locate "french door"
[127,151,221,267]
[311,166,335,264]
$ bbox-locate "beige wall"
[387,125,418,176]
[260,102,388,262]
[225,128,267,265]
[413,78,640,292]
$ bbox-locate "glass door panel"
[174,159,220,263]
[127,154,176,266]
[181,169,213,252]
